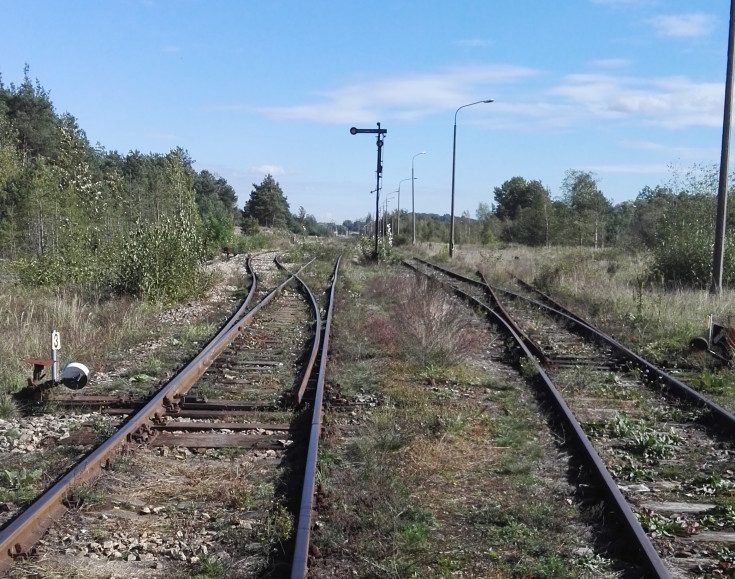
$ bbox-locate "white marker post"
[51,330,61,382]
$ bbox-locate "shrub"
[649,192,735,287]
[378,274,483,367]
[358,227,392,261]
[12,211,209,304]
[231,232,269,254]
[114,212,208,302]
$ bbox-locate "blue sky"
[1,0,732,224]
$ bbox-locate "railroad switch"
[12,358,57,402]
[24,357,55,387]
[15,358,90,403]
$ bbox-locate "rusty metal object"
[23,358,54,386]
[409,258,670,578]
[275,256,322,405]
[14,358,57,402]
[0,257,305,574]
[42,394,144,408]
[152,422,290,432]
[710,317,735,358]
[291,256,341,579]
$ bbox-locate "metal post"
[51,350,57,383]
[51,329,60,382]
[375,129,383,259]
[397,185,400,236]
[712,0,735,295]
[350,123,387,260]
[449,121,458,258]
[449,100,493,258]
[395,178,411,237]
[412,164,416,244]
[412,152,425,245]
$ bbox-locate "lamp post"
[449,99,493,258]
[412,152,425,245]
[383,194,395,238]
[395,178,412,236]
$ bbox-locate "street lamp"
[383,194,395,238]
[395,178,412,236]
[412,152,426,245]
[449,99,493,258]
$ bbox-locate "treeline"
[487,167,735,286]
[342,165,735,287]
[0,68,249,301]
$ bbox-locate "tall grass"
[465,245,735,362]
[0,285,155,395]
[364,272,485,368]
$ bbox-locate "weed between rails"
[311,260,620,578]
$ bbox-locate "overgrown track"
[1,252,341,578]
[408,257,735,579]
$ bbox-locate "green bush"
[649,193,735,287]
[231,232,269,254]
[114,212,208,302]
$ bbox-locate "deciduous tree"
[561,170,611,249]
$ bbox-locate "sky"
[1,0,733,224]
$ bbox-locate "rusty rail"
[0,257,309,574]
[406,258,671,578]
[291,255,341,578]
[275,256,322,405]
[509,279,735,430]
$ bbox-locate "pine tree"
[242,174,290,228]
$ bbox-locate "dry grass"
[453,245,735,365]
[0,286,154,396]
[364,272,485,368]
[314,260,622,578]
[0,258,246,406]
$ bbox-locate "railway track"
[407,257,735,579]
[1,251,340,578]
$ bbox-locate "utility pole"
[712,0,735,295]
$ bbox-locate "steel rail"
[220,255,258,335]
[291,256,341,579]
[0,257,310,573]
[404,259,671,578]
[274,256,323,405]
[505,279,735,430]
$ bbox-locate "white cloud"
[256,64,538,124]
[251,165,285,176]
[213,61,723,135]
[648,13,715,38]
[549,73,723,128]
